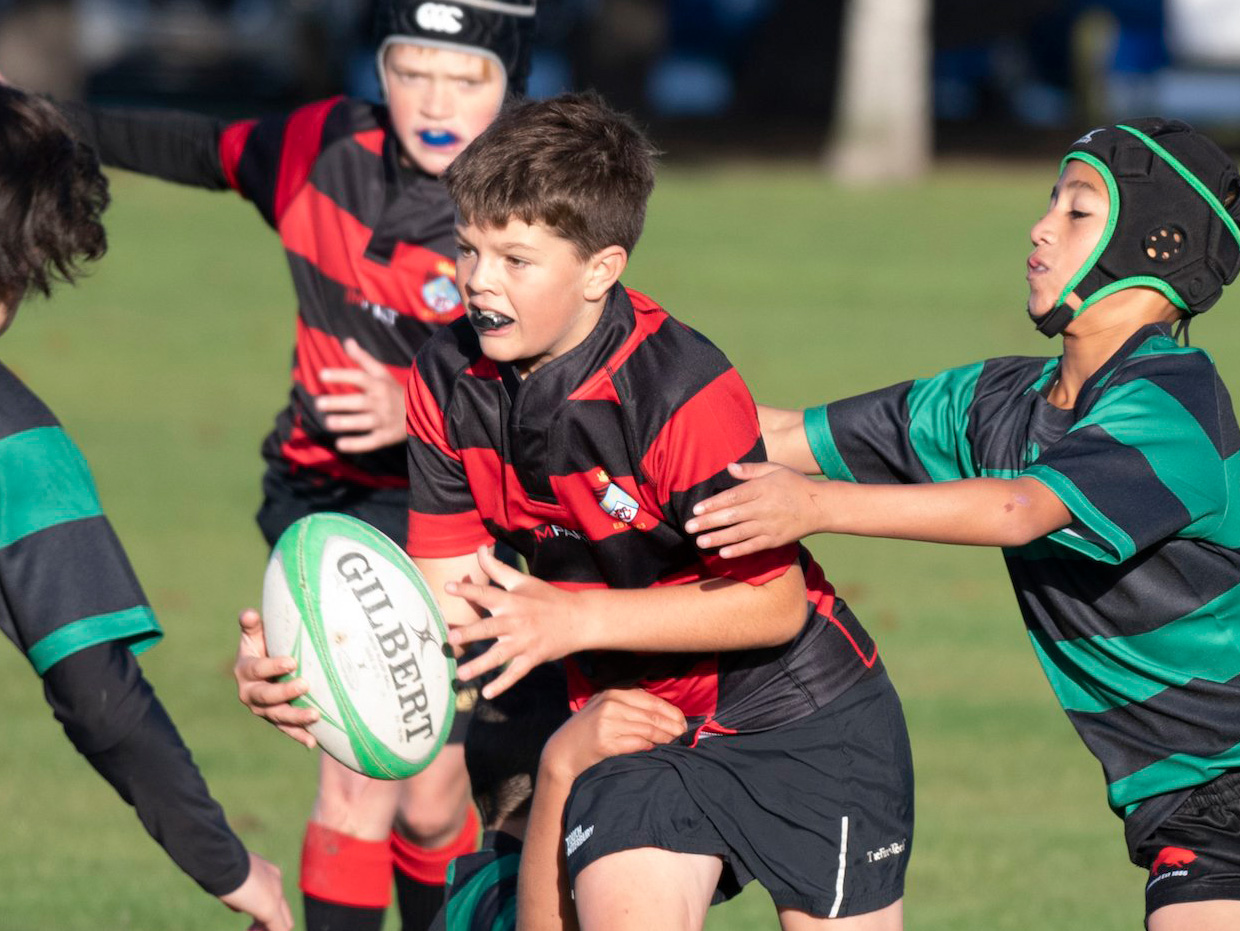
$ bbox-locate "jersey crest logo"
[598,482,640,524]
[422,274,462,315]
[416,2,465,34]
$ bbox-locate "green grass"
[6,162,1238,929]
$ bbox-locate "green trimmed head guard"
[1035,118,1240,338]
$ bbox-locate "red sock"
[390,805,481,885]
[300,821,393,909]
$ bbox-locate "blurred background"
[2,0,1239,168]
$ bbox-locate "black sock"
[393,872,446,931]
[303,894,387,931]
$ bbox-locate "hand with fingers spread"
[316,338,407,453]
[685,461,827,558]
[234,608,319,747]
[541,688,688,784]
[444,546,583,700]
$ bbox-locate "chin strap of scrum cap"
[1035,119,1240,338]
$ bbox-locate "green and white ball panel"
[262,513,455,780]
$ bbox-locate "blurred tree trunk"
[827,0,931,183]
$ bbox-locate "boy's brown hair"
[443,91,658,259]
[0,85,109,300]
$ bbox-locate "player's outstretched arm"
[689,467,1073,558]
[233,608,318,747]
[317,339,408,453]
[445,546,808,698]
[756,404,821,475]
[518,689,687,931]
[218,853,294,931]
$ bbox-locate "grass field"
[4,159,1238,930]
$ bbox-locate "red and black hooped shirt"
[406,284,883,734]
[67,97,465,491]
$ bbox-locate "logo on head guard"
[1075,128,1106,146]
[416,2,464,34]
[422,274,462,314]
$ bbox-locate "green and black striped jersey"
[428,832,520,931]
[805,323,1240,854]
[0,362,162,673]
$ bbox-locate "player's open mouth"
[418,129,460,148]
[468,307,514,332]
[1027,256,1049,278]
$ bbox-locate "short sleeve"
[807,361,985,484]
[1024,371,1230,564]
[405,360,494,558]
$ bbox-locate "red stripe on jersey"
[281,424,405,489]
[701,543,798,587]
[291,320,408,395]
[273,98,341,224]
[218,119,257,192]
[406,509,492,558]
[280,185,459,321]
[568,288,666,403]
[566,654,720,719]
[406,366,455,460]
[354,128,385,157]
[804,559,878,667]
[642,368,760,499]
[549,469,664,541]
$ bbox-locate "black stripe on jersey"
[287,255,438,369]
[408,436,481,516]
[1101,352,1240,458]
[611,316,735,463]
[543,400,636,479]
[830,381,932,484]
[1048,423,1192,544]
[0,366,58,440]
[1067,672,1240,784]
[1,518,148,651]
[232,116,286,226]
[662,436,766,531]
[1008,538,1240,640]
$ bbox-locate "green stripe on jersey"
[1072,377,1225,531]
[905,361,984,481]
[1113,743,1240,814]
[444,854,518,931]
[0,426,103,547]
[804,405,855,481]
[26,605,162,675]
[1028,586,1240,714]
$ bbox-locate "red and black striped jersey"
[67,97,465,491]
[407,284,882,734]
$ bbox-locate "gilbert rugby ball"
[261,513,455,779]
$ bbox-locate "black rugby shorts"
[1138,770,1240,924]
[562,671,914,918]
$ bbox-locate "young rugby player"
[0,84,292,931]
[686,119,1240,930]
[402,92,915,930]
[49,3,534,928]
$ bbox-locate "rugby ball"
[261,513,455,779]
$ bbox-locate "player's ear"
[583,245,628,302]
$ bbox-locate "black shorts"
[1137,770,1240,921]
[562,671,914,918]
[256,469,409,549]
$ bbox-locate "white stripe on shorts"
[829,815,850,918]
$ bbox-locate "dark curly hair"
[0,85,109,301]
